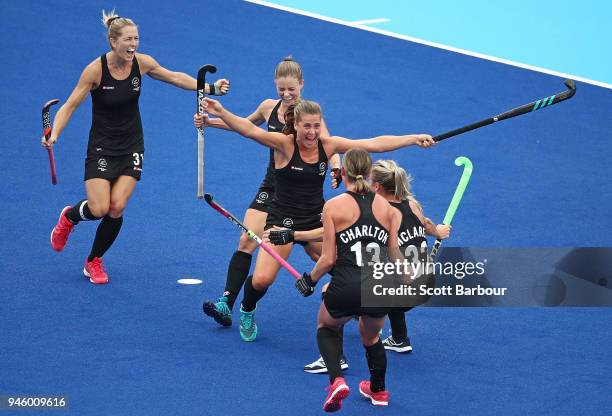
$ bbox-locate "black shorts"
[85,152,143,181]
[265,209,322,247]
[248,172,275,213]
[265,210,322,232]
[323,279,389,319]
[248,186,275,213]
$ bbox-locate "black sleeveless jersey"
[324,192,390,318]
[261,100,284,187]
[88,54,143,156]
[390,201,427,248]
[271,136,328,218]
[266,100,284,132]
[391,200,428,264]
[335,192,390,271]
[266,100,285,166]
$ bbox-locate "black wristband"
[283,229,295,244]
[304,272,316,287]
[209,82,216,96]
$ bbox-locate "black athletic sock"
[241,275,267,312]
[223,251,253,309]
[66,200,100,224]
[318,327,343,383]
[88,216,123,261]
[389,309,408,343]
[365,339,387,392]
[338,325,345,357]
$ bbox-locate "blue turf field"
[1,1,611,415]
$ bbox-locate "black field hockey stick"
[204,194,302,280]
[433,79,576,142]
[42,99,60,184]
[196,64,217,199]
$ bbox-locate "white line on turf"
[350,18,390,25]
[177,279,203,285]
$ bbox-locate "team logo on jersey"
[97,158,108,172]
[102,86,115,90]
[132,77,140,91]
[319,162,327,176]
[282,218,294,228]
[256,192,269,204]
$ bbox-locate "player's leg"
[238,242,293,341]
[317,302,352,412]
[227,209,267,304]
[50,176,108,252]
[203,208,268,327]
[358,315,389,406]
[304,282,349,374]
[382,308,413,353]
[84,175,137,284]
[304,241,322,262]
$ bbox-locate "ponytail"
[372,160,422,209]
[282,102,298,135]
[343,149,372,193]
[101,9,136,44]
[352,174,370,194]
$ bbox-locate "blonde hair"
[371,160,422,210]
[274,56,303,81]
[101,9,136,44]
[344,149,372,194]
[282,100,322,135]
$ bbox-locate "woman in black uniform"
[45,10,229,284]
[294,149,401,411]
[303,159,451,374]
[200,97,434,343]
[201,57,341,327]
[371,160,450,352]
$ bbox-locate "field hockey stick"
[196,64,217,199]
[434,79,576,142]
[204,193,302,280]
[429,156,473,260]
[41,99,60,185]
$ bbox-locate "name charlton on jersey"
[339,225,388,245]
[398,225,426,246]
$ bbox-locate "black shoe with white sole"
[303,355,349,374]
[382,335,413,353]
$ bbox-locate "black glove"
[295,272,316,297]
[268,228,294,245]
[331,167,342,189]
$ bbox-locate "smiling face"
[109,25,139,62]
[275,76,303,105]
[295,113,322,149]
